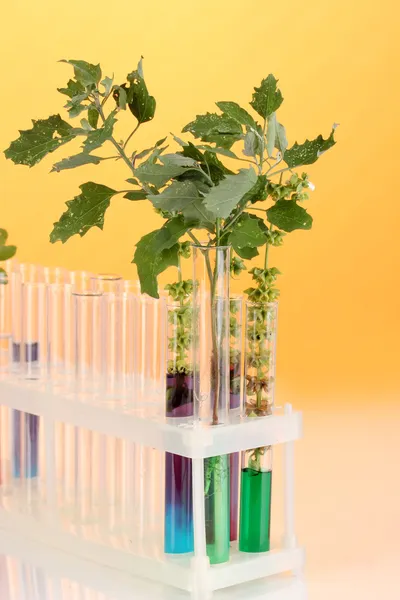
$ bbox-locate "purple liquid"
[12,342,40,478]
[165,372,194,554]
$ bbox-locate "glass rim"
[191,243,231,250]
[72,290,104,297]
[245,300,278,308]
[91,273,123,281]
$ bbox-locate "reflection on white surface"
[0,535,307,600]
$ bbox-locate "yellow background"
[1,0,399,404]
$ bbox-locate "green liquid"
[204,455,230,564]
[239,468,272,553]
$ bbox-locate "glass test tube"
[239,301,278,553]
[229,295,244,542]
[164,302,194,554]
[192,244,231,565]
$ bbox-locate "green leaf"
[216,101,259,130]
[123,190,147,201]
[267,199,312,232]
[125,59,156,123]
[0,229,16,261]
[197,146,238,159]
[275,121,288,154]
[115,85,127,110]
[160,153,198,167]
[65,93,90,118]
[148,180,199,212]
[203,168,257,219]
[57,79,85,98]
[50,182,118,243]
[0,244,17,261]
[60,60,102,87]
[88,107,99,129]
[0,229,8,245]
[100,76,113,96]
[228,213,268,258]
[242,174,268,205]
[243,130,258,157]
[284,128,336,168]
[250,74,283,119]
[181,198,215,232]
[82,111,117,153]
[51,153,102,172]
[133,216,190,297]
[234,245,259,259]
[266,113,276,157]
[182,112,242,149]
[4,115,77,167]
[126,178,139,185]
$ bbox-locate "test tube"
[72,291,103,394]
[20,282,48,380]
[101,292,135,398]
[0,271,12,373]
[68,270,95,293]
[43,266,67,285]
[47,283,74,383]
[91,273,123,294]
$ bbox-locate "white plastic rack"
[0,377,304,600]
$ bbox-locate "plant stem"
[264,243,269,270]
[266,165,291,178]
[123,123,140,150]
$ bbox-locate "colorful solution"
[12,342,40,479]
[229,360,241,541]
[205,454,230,564]
[239,468,272,553]
[164,373,194,554]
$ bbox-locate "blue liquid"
[164,452,194,553]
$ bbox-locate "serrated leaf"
[284,128,336,168]
[82,111,117,153]
[148,180,199,212]
[123,190,147,201]
[57,79,85,98]
[182,112,242,149]
[125,59,156,123]
[250,74,283,119]
[266,113,276,157]
[267,199,312,232]
[4,115,77,167]
[65,93,90,118]
[88,108,99,129]
[275,121,288,154]
[50,182,118,243]
[60,60,102,87]
[203,168,257,219]
[133,216,190,298]
[216,101,259,130]
[228,213,268,259]
[134,158,197,189]
[51,153,102,172]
